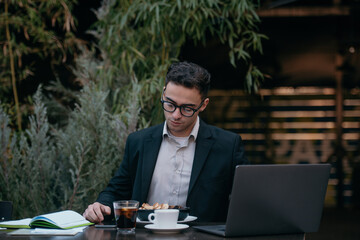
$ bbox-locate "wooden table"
[1,222,306,239]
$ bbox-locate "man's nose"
[172,107,182,118]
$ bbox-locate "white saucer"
[137,215,197,224]
[144,224,189,234]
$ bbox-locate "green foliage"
[0,85,131,218]
[54,84,131,213]
[0,88,59,218]
[84,0,266,126]
[0,0,81,129]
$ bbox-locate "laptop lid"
[195,164,331,237]
[0,201,12,221]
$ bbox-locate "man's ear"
[200,98,210,112]
[161,86,166,97]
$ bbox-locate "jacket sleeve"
[233,133,250,169]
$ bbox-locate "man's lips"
[170,120,182,126]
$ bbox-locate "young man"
[83,62,248,223]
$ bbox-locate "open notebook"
[193,164,331,237]
[0,210,92,229]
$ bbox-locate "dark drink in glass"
[113,200,139,233]
[115,207,137,229]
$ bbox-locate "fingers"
[83,202,110,223]
[101,204,111,215]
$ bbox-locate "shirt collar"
[163,116,200,140]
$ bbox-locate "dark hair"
[165,62,211,98]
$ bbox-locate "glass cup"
[113,200,139,234]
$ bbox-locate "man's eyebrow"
[164,96,196,106]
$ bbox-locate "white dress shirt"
[147,117,200,207]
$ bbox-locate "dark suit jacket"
[96,119,248,222]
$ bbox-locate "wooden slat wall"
[201,87,360,207]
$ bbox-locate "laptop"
[0,201,12,221]
[193,164,331,237]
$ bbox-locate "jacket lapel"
[141,124,163,202]
[188,121,215,195]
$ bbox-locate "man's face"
[162,82,209,137]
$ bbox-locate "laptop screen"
[225,164,331,236]
[194,164,331,237]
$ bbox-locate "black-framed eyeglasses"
[160,89,205,117]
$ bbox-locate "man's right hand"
[83,202,111,223]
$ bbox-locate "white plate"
[137,215,197,224]
[144,223,189,234]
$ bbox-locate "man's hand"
[83,202,111,223]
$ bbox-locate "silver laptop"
[193,164,331,237]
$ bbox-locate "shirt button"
[176,170,181,174]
